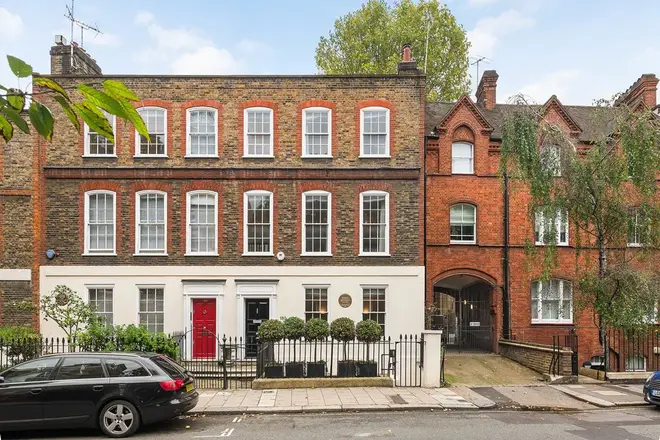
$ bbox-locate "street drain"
[388,394,407,405]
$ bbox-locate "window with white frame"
[244,107,273,157]
[187,191,218,255]
[139,287,164,333]
[244,191,273,255]
[360,107,389,157]
[84,111,115,156]
[531,279,572,323]
[187,107,217,156]
[136,191,167,254]
[452,142,474,174]
[363,287,386,334]
[628,207,649,247]
[535,209,568,245]
[625,354,647,372]
[303,191,331,255]
[360,191,389,255]
[541,144,561,177]
[84,191,116,254]
[303,107,331,157]
[450,203,476,244]
[305,287,328,321]
[88,287,113,326]
[136,107,166,156]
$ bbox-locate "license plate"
[651,389,660,397]
[186,384,194,393]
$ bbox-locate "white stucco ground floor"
[39,266,425,347]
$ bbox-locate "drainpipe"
[502,172,511,340]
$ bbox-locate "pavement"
[8,407,660,439]
[190,381,651,415]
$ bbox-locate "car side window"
[1,357,60,383]
[105,359,150,378]
[55,357,105,380]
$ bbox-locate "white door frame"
[236,282,277,358]
[183,283,224,361]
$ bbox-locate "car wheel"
[99,400,140,438]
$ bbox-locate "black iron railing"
[606,328,660,373]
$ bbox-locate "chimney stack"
[50,35,102,75]
[476,70,498,110]
[614,74,658,108]
[397,43,419,75]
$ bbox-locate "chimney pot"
[402,44,412,62]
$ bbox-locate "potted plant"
[355,319,382,377]
[305,318,329,378]
[283,316,306,378]
[330,317,356,377]
[257,319,285,378]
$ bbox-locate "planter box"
[253,377,394,389]
[337,361,356,378]
[356,361,378,377]
[264,365,284,378]
[286,362,304,378]
[306,362,326,378]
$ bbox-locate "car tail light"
[160,379,184,391]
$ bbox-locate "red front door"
[192,298,217,358]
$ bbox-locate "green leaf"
[28,101,54,141]
[103,79,140,102]
[78,84,129,118]
[115,98,149,139]
[6,89,25,111]
[0,113,14,142]
[0,106,29,134]
[53,94,80,132]
[74,102,114,143]
[33,77,69,99]
[7,55,33,78]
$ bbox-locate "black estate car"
[0,352,199,438]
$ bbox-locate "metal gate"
[433,286,492,351]
[550,332,579,376]
[393,334,424,387]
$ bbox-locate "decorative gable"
[540,95,582,137]
[435,95,494,135]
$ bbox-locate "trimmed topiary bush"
[257,319,285,343]
[283,317,306,341]
[305,318,329,341]
[355,320,382,377]
[330,317,355,342]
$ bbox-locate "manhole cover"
[388,394,407,405]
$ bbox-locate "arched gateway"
[432,272,496,351]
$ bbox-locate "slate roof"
[425,100,619,143]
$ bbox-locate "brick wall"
[0,281,33,325]
[499,339,573,376]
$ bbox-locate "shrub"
[305,318,329,341]
[76,324,178,359]
[330,317,355,342]
[0,326,41,364]
[356,320,383,343]
[283,317,306,341]
[257,319,284,343]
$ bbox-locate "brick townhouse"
[0,42,426,357]
[425,70,659,366]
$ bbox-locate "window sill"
[301,155,333,159]
[301,252,333,257]
[242,252,275,257]
[627,243,643,248]
[83,155,117,158]
[450,241,476,245]
[535,243,569,247]
[242,155,275,159]
[451,172,475,175]
[185,253,219,257]
[185,155,219,159]
[134,155,169,159]
[531,321,573,325]
[358,252,391,257]
[82,252,117,256]
[133,253,168,256]
[359,155,391,159]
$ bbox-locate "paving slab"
[495,385,596,410]
[451,386,497,408]
[552,384,646,407]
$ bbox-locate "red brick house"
[425,70,659,364]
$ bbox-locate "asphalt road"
[3,407,660,440]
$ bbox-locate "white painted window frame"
[243,107,274,158]
[302,190,332,256]
[531,279,573,324]
[449,203,477,245]
[535,210,569,246]
[186,190,219,256]
[303,284,331,322]
[186,107,218,157]
[628,208,648,248]
[359,106,390,158]
[83,114,116,157]
[361,284,388,336]
[451,141,474,174]
[135,190,168,256]
[302,107,332,158]
[135,106,168,158]
[136,284,166,333]
[86,285,114,326]
[359,190,390,256]
[243,190,274,256]
[83,190,117,256]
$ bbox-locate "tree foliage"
[0,55,148,143]
[500,95,660,334]
[315,0,470,101]
[40,285,96,339]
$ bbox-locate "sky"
[0,0,659,105]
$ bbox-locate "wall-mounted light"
[45,249,58,260]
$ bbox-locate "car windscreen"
[151,356,186,379]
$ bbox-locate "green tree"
[315,0,470,101]
[40,285,96,339]
[0,55,148,143]
[500,95,660,357]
